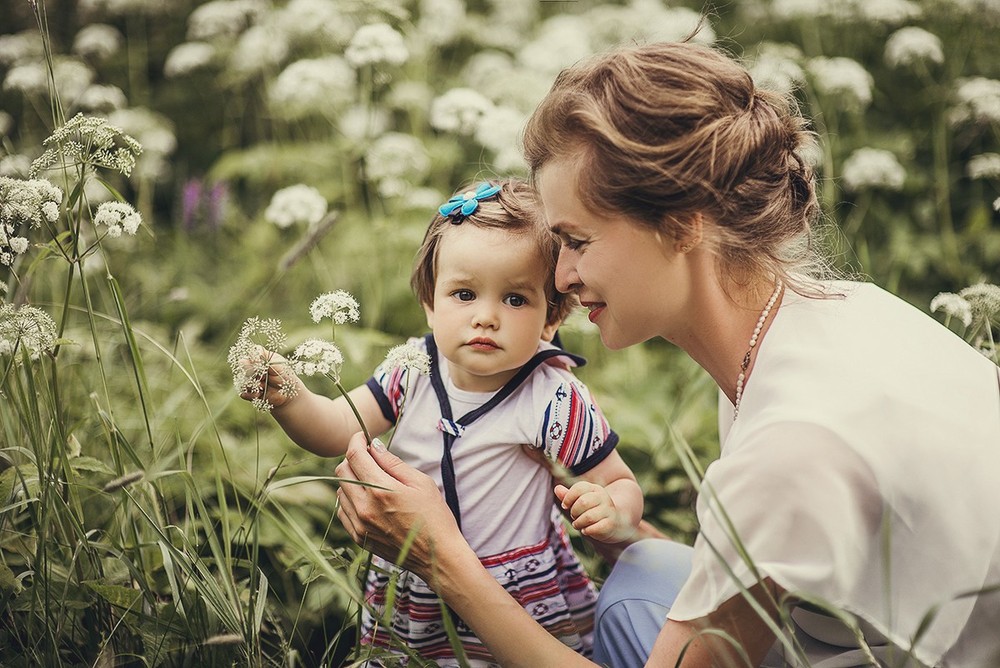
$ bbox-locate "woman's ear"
[673,212,705,253]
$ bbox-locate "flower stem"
[334,379,371,445]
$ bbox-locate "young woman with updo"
[334,41,1000,667]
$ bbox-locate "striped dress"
[360,335,619,666]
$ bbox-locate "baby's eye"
[504,294,528,308]
[452,289,475,302]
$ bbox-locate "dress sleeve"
[668,421,883,622]
[533,379,619,475]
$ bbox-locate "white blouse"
[668,282,1000,667]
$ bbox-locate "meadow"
[0,0,998,665]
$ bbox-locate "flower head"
[884,27,944,68]
[290,339,344,380]
[310,290,360,324]
[264,184,327,228]
[164,42,216,78]
[949,77,1000,126]
[967,153,1000,180]
[807,57,874,109]
[30,113,142,178]
[227,317,297,412]
[840,148,906,192]
[930,292,973,328]
[93,201,142,237]
[269,56,355,119]
[959,283,1000,323]
[430,87,495,136]
[0,304,58,361]
[344,22,408,68]
[383,341,431,376]
[0,177,63,265]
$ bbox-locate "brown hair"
[411,178,575,325]
[522,41,827,296]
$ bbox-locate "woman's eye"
[563,237,585,251]
[504,294,527,308]
[453,289,475,301]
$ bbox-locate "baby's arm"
[240,348,391,457]
[554,451,643,544]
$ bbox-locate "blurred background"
[1,0,997,665]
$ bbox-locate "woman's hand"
[334,433,464,583]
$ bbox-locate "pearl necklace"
[733,279,783,420]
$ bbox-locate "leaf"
[84,581,142,611]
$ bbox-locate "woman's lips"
[582,302,606,323]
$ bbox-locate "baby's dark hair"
[411,179,575,326]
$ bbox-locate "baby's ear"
[422,301,435,330]
[541,319,562,342]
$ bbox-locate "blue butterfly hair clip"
[438,182,502,221]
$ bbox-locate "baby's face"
[424,224,556,392]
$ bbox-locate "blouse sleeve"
[364,339,426,424]
[532,379,619,475]
[668,421,883,622]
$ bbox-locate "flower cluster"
[429,87,494,136]
[264,183,328,228]
[344,23,409,68]
[227,316,298,412]
[0,176,63,266]
[806,56,874,109]
[310,290,360,325]
[949,77,1000,126]
[966,153,1000,180]
[94,201,142,237]
[384,341,431,376]
[0,304,58,361]
[289,339,344,380]
[840,148,907,192]
[884,27,944,68]
[268,56,356,119]
[29,113,142,178]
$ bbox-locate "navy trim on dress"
[365,376,397,424]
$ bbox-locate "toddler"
[243,179,643,666]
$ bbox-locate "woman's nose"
[555,248,579,294]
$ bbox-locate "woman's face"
[536,156,690,350]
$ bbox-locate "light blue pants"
[592,539,694,668]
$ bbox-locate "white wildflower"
[771,0,835,20]
[164,42,216,77]
[417,0,466,46]
[430,88,495,136]
[967,154,1000,180]
[269,56,355,119]
[0,304,58,361]
[229,25,289,79]
[310,290,360,325]
[3,62,50,96]
[840,148,906,192]
[77,84,128,112]
[108,107,176,181]
[365,133,430,198]
[852,0,922,24]
[0,177,63,264]
[0,31,43,67]
[930,292,973,328]
[187,0,268,41]
[950,77,1000,126]
[750,43,806,96]
[227,317,298,412]
[7,58,95,107]
[274,0,356,48]
[264,184,327,229]
[31,113,142,178]
[884,27,944,68]
[94,201,142,237]
[73,23,123,61]
[807,56,874,108]
[338,105,391,143]
[0,154,31,178]
[475,105,526,153]
[345,23,408,68]
[384,341,431,375]
[290,339,344,379]
[517,15,593,77]
[959,283,1000,323]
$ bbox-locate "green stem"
[334,379,371,445]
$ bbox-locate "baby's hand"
[238,346,301,410]
[555,481,635,544]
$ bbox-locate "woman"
[335,41,1000,667]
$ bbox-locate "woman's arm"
[335,435,779,668]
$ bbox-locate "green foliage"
[0,0,997,665]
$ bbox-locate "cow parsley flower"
[840,148,906,192]
[384,341,431,376]
[959,283,1000,323]
[884,27,944,68]
[0,177,63,265]
[94,201,142,237]
[30,113,142,178]
[750,44,806,96]
[365,132,430,198]
[187,0,268,41]
[344,23,408,68]
[967,153,1000,180]
[164,42,216,77]
[73,23,124,61]
[290,339,344,379]
[264,184,327,228]
[950,77,1000,126]
[807,57,874,109]
[0,304,58,361]
[310,290,360,325]
[269,56,356,119]
[930,292,973,328]
[227,317,297,412]
[430,87,495,135]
